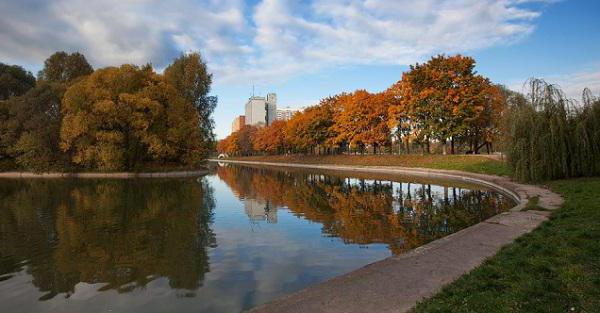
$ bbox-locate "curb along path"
[209,159,563,313]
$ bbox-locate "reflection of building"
[245,93,277,126]
[276,107,301,121]
[231,115,245,133]
[244,198,277,223]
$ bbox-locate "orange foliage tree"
[388,54,504,154]
[218,54,505,156]
[253,120,287,154]
[285,97,338,154]
[331,91,392,154]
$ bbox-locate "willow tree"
[507,79,600,181]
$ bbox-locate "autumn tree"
[253,120,287,154]
[164,52,217,145]
[60,64,208,170]
[284,99,338,154]
[37,51,93,83]
[0,83,66,171]
[386,88,413,153]
[331,90,391,154]
[235,125,258,156]
[0,63,36,100]
[388,55,503,154]
[217,133,237,155]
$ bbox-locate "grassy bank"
[228,154,510,176]
[413,178,600,312]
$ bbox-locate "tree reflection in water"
[216,165,513,255]
[0,166,513,310]
[0,178,215,300]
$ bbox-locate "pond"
[0,164,515,313]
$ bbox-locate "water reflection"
[0,179,216,300]
[216,165,513,255]
[0,165,514,312]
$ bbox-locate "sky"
[1,0,599,139]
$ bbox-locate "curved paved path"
[209,159,563,313]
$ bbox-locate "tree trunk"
[451,138,455,154]
[442,139,447,155]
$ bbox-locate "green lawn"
[413,178,600,312]
[229,154,511,176]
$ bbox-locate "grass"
[229,154,511,176]
[412,178,600,312]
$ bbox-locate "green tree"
[164,52,217,144]
[507,79,600,181]
[0,63,36,100]
[38,51,93,83]
[0,83,66,171]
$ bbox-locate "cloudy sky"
[1,0,599,138]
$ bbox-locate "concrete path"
[209,159,563,313]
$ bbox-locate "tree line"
[218,55,505,157]
[218,55,600,182]
[0,51,216,172]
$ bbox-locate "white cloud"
[1,0,549,83]
[509,68,600,101]
[0,0,248,70]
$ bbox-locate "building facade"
[276,107,301,121]
[231,115,245,133]
[244,93,277,126]
[244,198,277,223]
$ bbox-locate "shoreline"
[209,159,563,313]
[0,169,209,179]
[211,158,520,203]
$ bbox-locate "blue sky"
[1,0,599,139]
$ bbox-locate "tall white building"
[245,93,277,126]
[276,107,301,121]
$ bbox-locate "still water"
[0,164,514,313]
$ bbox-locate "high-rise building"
[276,107,301,121]
[265,93,277,125]
[231,115,245,133]
[244,93,277,126]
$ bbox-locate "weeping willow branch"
[507,79,600,182]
